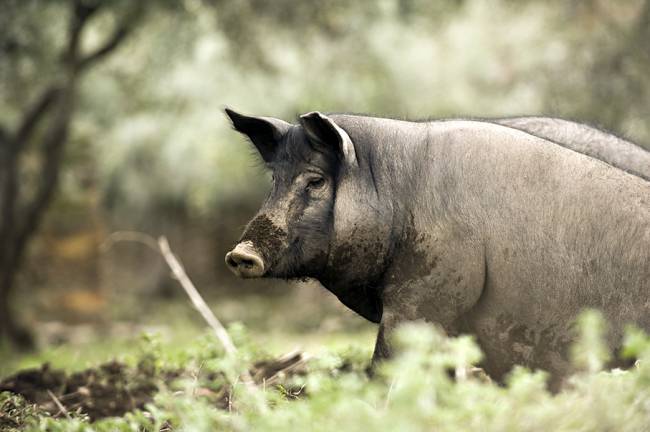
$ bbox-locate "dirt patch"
[0,361,162,421]
[0,351,308,423]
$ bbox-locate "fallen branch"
[46,390,72,420]
[252,349,310,386]
[102,231,266,411]
[157,236,239,359]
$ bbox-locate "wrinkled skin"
[225,108,650,390]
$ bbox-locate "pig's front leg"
[370,309,403,367]
[369,297,435,369]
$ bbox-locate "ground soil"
[0,351,308,422]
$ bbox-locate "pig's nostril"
[225,253,238,269]
[239,258,256,268]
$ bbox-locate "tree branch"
[8,0,92,155]
[76,2,144,73]
[0,129,13,267]
[76,24,131,72]
[66,0,101,66]
[0,124,8,146]
[13,85,63,148]
[0,127,20,269]
[12,92,73,275]
[4,0,144,283]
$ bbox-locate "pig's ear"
[225,108,291,162]
[299,112,358,167]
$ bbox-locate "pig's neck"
[316,120,433,322]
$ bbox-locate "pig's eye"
[307,176,326,190]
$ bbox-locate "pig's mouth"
[225,241,266,278]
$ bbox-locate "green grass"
[3,310,650,431]
[1,292,375,376]
[4,299,650,432]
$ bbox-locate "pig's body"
[329,116,650,387]
[493,117,650,180]
[225,109,650,389]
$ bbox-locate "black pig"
[224,109,650,388]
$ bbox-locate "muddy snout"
[225,241,265,278]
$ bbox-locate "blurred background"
[1,0,649,373]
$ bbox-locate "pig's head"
[224,108,359,280]
[224,108,395,322]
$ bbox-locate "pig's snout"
[225,241,265,278]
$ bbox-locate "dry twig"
[46,390,72,420]
[102,231,266,412]
[158,237,238,357]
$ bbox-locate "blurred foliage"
[0,291,376,377]
[4,310,650,431]
[539,0,650,135]
[5,0,648,226]
[570,309,611,373]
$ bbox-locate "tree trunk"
[0,88,72,349]
[0,264,33,349]
[0,0,140,348]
